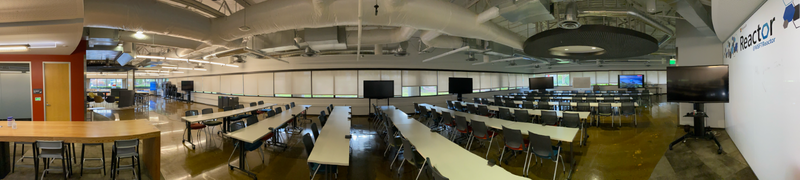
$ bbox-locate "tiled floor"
[4,96,754,180]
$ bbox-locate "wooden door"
[44,63,70,121]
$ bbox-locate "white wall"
[676,19,726,128]
[723,0,800,179]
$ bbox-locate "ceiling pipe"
[345,27,417,45]
[579,8,675,48]
[422,46,470,62]
[356,0,363,61]
[472,56,524,65]
[374,44,384,55]
[476,7,500,24]
[676,0,716,36]
[419,30,464,49]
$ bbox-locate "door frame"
[42,62,71,121]
[0,62,33,121]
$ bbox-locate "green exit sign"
[35,97,41,101]
[669,58,676,65]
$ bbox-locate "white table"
[380,106,528,180]
[418,104,581,179]
[179,103,279,149]
[224,105,310,179]
[453,101,590,119]
[308,106,352,178]
[488,100,638,107]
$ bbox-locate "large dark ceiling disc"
[523,25,658,60]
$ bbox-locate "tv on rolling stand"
[448,78,473,101]
[529,77,554,93]
[666,65,729,154]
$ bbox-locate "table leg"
[223,117,229,134]
[567,141,575,179]
[183,121,195,149]
[0,142,9,179]
[142,137,161,179]
[230,140,257,179]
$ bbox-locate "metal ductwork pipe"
[476,7,500,24]
[558,2,581,29]
[345,27,417,45]
[374,44,384,55]
[419,30,465,49]
[579,8,675,47]
[84,0,212,44]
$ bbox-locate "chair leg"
[415,158,428,180]
[485,136,494,159]
[11,143,16,173]
[389,145,402,170]
[80,144,85,176]
[498,147,506,166]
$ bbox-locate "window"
[335,95,358,98]
[402,87,420,97]
[89,79,124,89]
[312,95,334,98]
[420,86,437,96]
[134,79,157,89]
[556,73,570,86]
[275,94,292,97]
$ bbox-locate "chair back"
[237,104,245,109]
[285,104,291,110]
[502,126,525,150]
[326,106,332,114]
[441,111,454,126]
[522,101,534,109]
[319,110,326,117]
[467,104,478,114]
[577,102,591,111]
[477,105,490,116]
[429,109,441,126]
[267,110,276,117]
[528,132,554,157]
[470,120,489,139]
[419,106,429,118]
[291,102,296,107]
[37,140,64,158]
[454,116,470,133]
[537,101,551,110]
[319,115,328,127]
[275,107,283,114]
[311,123,320,140]
[474,98,481,104]
[504,100,517,108]
[429,160,449,180]
[402,139,416,162]
[481,98,489,105]
[250,102,257,107]
[541,111,559,125]
[185,110,199,117]
[514,109,530,122]
[586,96,596,102]
[499,108,513,120]
[493,96,502,105]
[561,113,580,128]
[329,104,334,110]
[413,103,420,113]
[258,101,264,105]
[302,134,315,156]
[114,139,139,157]
[245,116,259,126]
[94,96,104,103]
[454,102,464,112]
[230,121,245,132]
[621,102,636,115]
[201,108,214,114]
[105,96,116,103]
[598,103,613,115]
[224,106,234,111]
[446,101,454,109]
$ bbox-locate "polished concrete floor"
[649,130,756,179]
[4,96,754,180]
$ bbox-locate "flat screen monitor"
[181,81,194,91]
[529,77,554,90]
[363,81,394,99]
[667,65,729,103]
[618,75,645,88]
[448,78,473,94]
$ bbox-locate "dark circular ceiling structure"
[523,25,658,60]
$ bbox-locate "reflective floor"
[4,96,753,180]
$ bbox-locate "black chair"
[541,111,559,126]
[576,102,591,112]
[525,132,565,179]
[620,102,637,127]
[493,96,502,106]
[562,112,583,145]
[201,108,223,135]
[275,107,283,114]
[481,98,490,105]
[318,111,328,127]
[426,158,449,180]
[258,101,264,105]
[498,108,513,121]
[397,139,426,178]
[558,101,571,111]
[453,116,472,145]
[477,105,491,117]
[522,101,534,109]
[311,123,320,140]
[474,97,481,104]
[514,109,531,123]
[597,103,615,127]
[466,104,478,115]
[291,102,296,107]
[285,104,291,110]
[504,100,518,108]
[537,101,552,110]
[454,102,466,112]
[446,100,455,110]
[467,120,498,158]
[499,126,528,166]
[237,104,245,109]
[250,102,257,107]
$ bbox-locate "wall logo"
[725,17,776,59]
[783,1,800,29]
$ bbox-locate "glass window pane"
[402,87,420,97]
[420,86,437,96]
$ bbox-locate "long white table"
[488,99,638,107]
[179,103,279,149]
[418,104,581,179]
[225,105,310,179]
[453,101,590,119]
[308,106,352,170]
[380,106,528,180]
[501,96,633,101]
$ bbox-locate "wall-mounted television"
[181,81,194,91]
[529,77,554,90]
[363,80,394,99]
[448,78,473,94]
[667,65,729,103]
[618,75,644,88]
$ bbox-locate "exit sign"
[669,58,676,65]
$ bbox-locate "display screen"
[529,77,554,90]
[181,81,194,91]
[667,65,729,103]
[448,78,473,94]
[618,75,645,88]
[364,81,394,99]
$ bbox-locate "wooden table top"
[0,120,161,143]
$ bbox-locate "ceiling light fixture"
[136,55,165,60]
[0,44,30,52]
[193,68,207,71]
[524,25,657,59]
[224,64,239,67]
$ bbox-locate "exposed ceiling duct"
[558,2,581,29]
[345,26,417,45]
[676,0,716,36]
[203,47,288,63]
[579,7,675,47]
[85,0,212,44]
[489,0,556,24]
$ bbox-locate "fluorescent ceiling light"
[165,57,187,61]
[209,62,224,65]
[177,67,192,70]
[0,44,30,52]
[172,71,184,73]
[188,59,208,63]
[137,55,165,59]
[161,66,178,69]
[193,68,207,71]
[225,64,239,67]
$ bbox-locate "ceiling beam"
[233,0,255,7]
[170,0,226,18]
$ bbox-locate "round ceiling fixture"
[523,25,658,60]
[557,20,581,29]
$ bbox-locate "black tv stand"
[456,93,463,102]
[668,103,722,154]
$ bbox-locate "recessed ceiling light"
[135,31,143,35]
[564,49,569,51]
[592,47,597,49]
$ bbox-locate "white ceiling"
[0,0,84,55]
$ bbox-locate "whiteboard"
[573,77,591,88]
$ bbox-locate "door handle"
[46,103,50,106]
